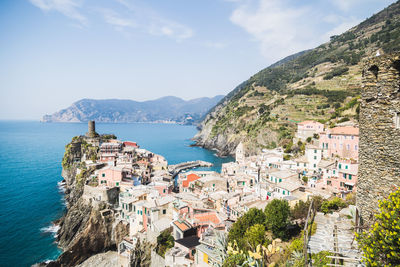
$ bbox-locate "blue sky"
[0,0,395,119]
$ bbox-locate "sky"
[0,0,396,120]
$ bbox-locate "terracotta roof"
[173,220,191,232]
[182,174,200,188]
[194,213,221,225]
[330,126,359,136]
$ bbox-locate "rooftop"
[175,236,200,249]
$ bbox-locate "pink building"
[296,121,324,141]
[319,126,359,160]
[315,159,358,198]
[97,166,131,187]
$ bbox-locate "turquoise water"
[0,121,232,267]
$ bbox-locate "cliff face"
[194,1,400,156]
[46,137,128,267]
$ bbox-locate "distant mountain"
[42,96,224,125]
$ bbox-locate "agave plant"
[213,231,229,267]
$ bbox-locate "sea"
[0,121,233,267]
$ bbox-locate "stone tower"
[86,120,98,138]
[357,53,400,225]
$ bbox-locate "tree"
[291,200,309,221]
[357,190,400,266]
[156,229,174,257]
[130,238,152,267]
[244,224,269,250]
[228,208,266,250]
[264,200,290,240]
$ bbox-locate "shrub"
[320,197,347,214]
[291,200,310,221]
[156,229,174,257]
[356,190,400,266]
[228,208,267,249]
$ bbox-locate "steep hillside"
[42,95,223,125]
[194,1,400,156]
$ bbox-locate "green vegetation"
[356,189,400,266]
[156,229,174,257]
[201,1,400,153]
[323,66,349,80]
[320,197,348,214]
[228,208,266,250]
[265,199,291,240]
[244,224,270,250]
[287,87,356,103]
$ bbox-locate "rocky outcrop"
[42,136,128,267]
[76,251,118,267]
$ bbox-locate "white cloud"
[29,0,88,26]
[230,0,318,62]
[228,0,368,62]
[97,8,135,28]
[111,0,194,42]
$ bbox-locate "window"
[343,173,347,179]
[345,165,348,169]
[339,164,342,169]
[163,209,166,214]
[327,181,331,185]
[297,163,299,167]
[355,145,358,150]
[314,156,317,160]
[314,150,317,153]
[326,143,328,149]
[304,163,306,167]
[349,174,352,180]
[313,164,316,168]
[213,184,215,187]
[283,190,286,195]
[279,178,282,183]
[163,189,166,193]
[102,173,105,177]
[346,144,350,150]
[116,182,119,186]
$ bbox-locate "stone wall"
[82,185,119,207]
[357,52,400,225]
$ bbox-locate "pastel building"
[97,166,132,188]
[296,120,324,141]
[319,126,359,160]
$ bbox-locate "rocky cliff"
[43,136,128,267]
[194,1,400,156]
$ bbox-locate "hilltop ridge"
[42,95,224,125]
[194,0,400,156]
